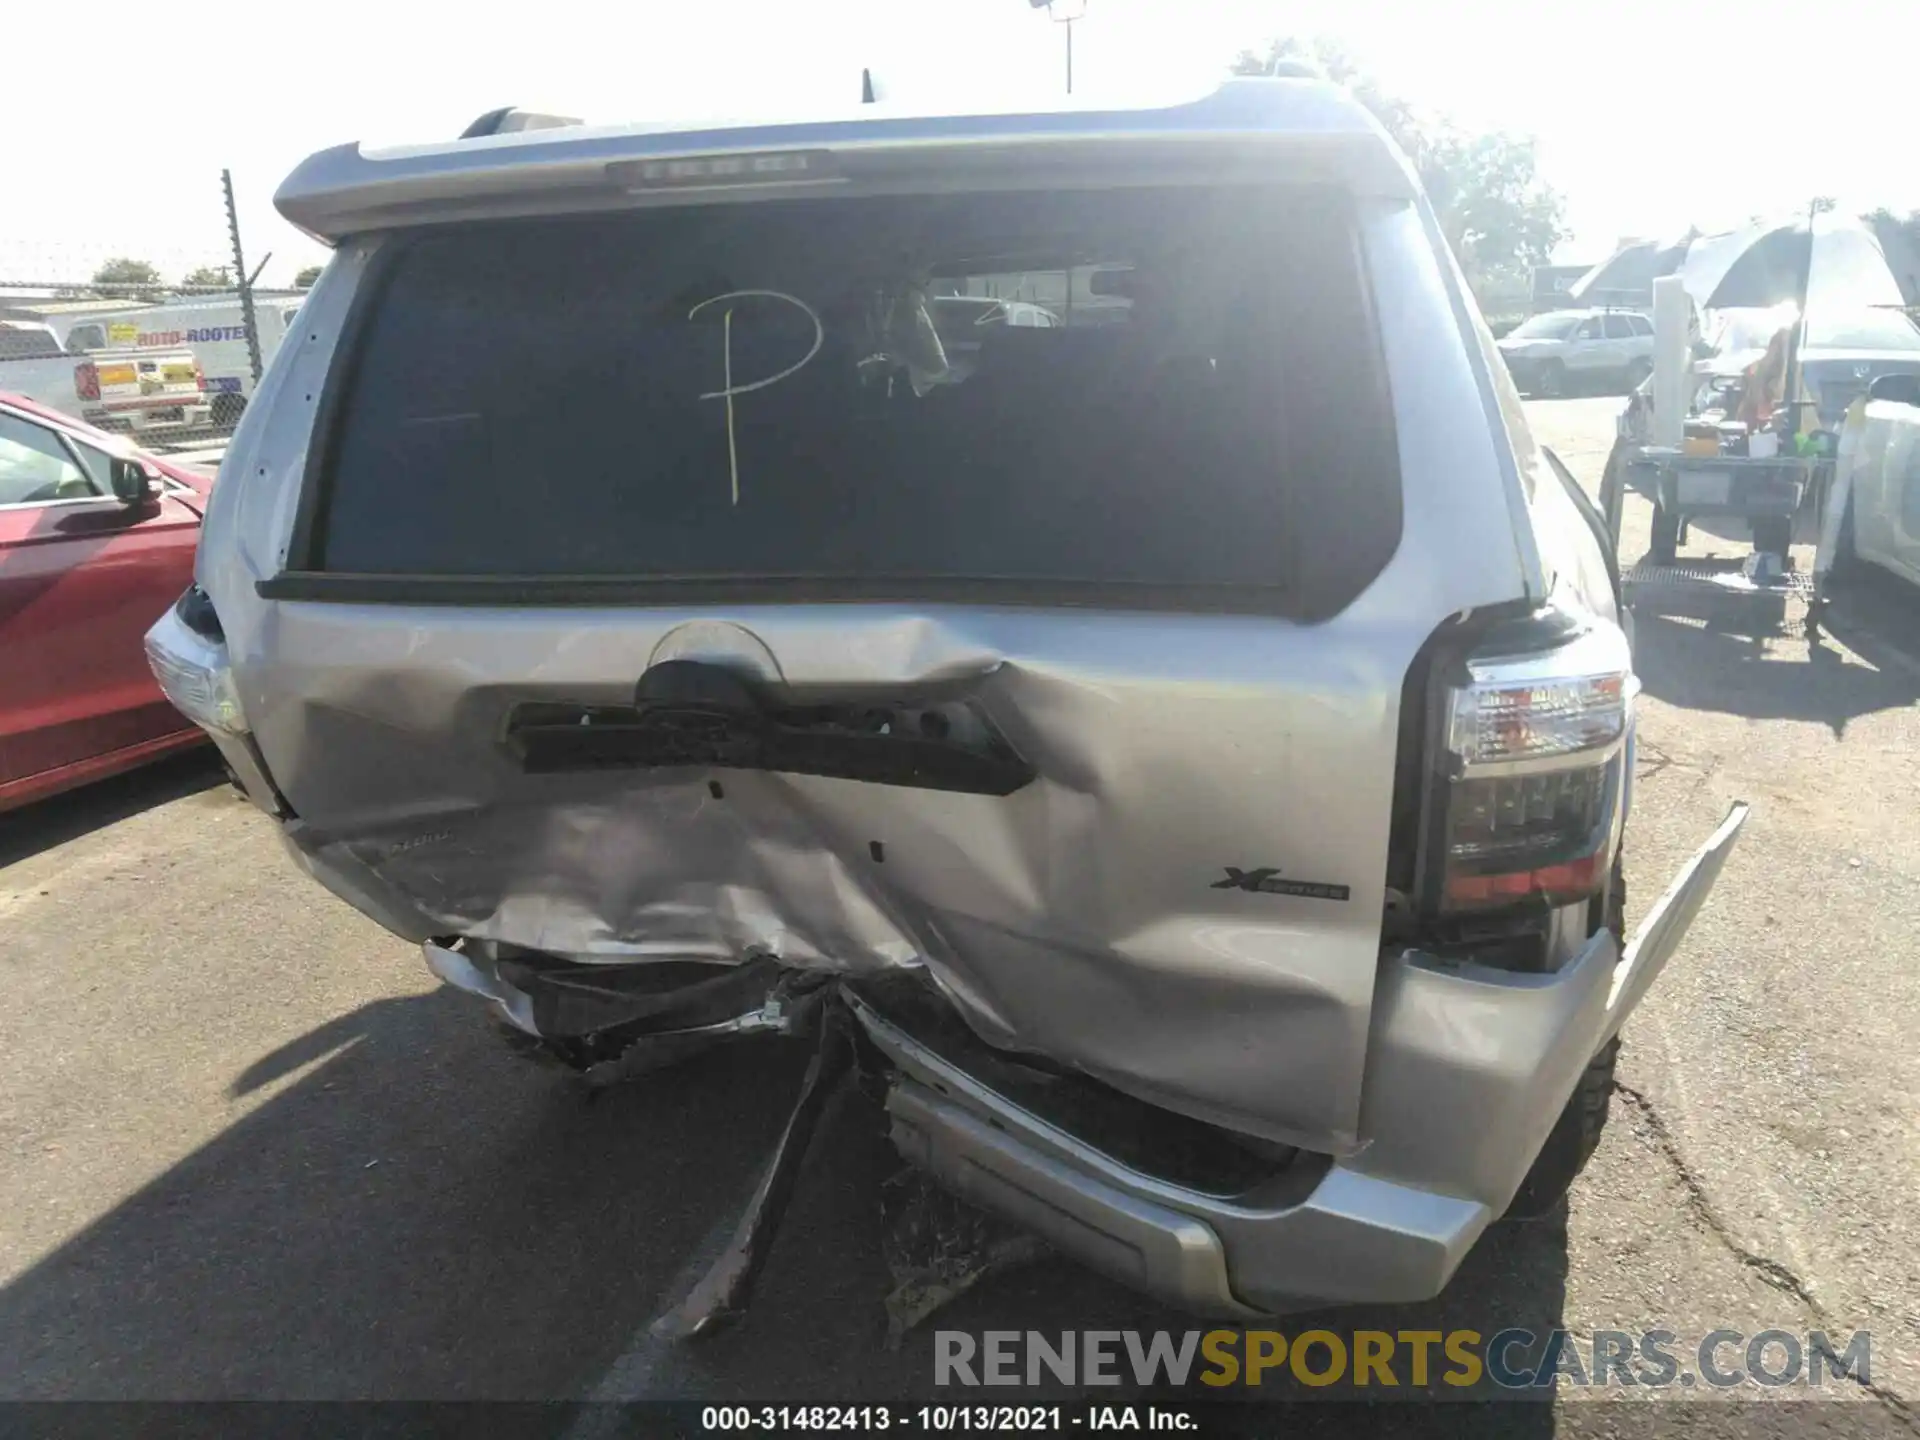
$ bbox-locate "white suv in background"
[1498,307,1657,397]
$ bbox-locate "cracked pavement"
[0,398,1914,1424]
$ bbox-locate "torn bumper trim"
[1602,800,1750,1045]
[853,996,1485,1316]
[420,940,818,1085]
[888,1077,1255,1316]
[424,941,540,1035]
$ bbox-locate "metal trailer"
[1601,428,1829,619]
[1619,447,1825,563]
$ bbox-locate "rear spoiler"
[459,108,584,139]
[275,79,1419,245]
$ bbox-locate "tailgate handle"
[635,658,765,717]
[504,659,1037,795]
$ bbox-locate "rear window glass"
[313,185,1402,615]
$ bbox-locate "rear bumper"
[855,803,1748,1316]
[858,995,1486,1317]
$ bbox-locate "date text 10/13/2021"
[701,1406,1194,1431]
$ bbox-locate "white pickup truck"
[0,321,210,436]
[56,295,305,430]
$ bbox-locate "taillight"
[1420,616,1632,917]
[145,588,244,735]
[74,361,100,402]
[195,368,206,393]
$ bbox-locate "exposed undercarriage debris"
[432,940,833,1085]
[448,939,1319,1338]
[444,937,1047,1338]
[651,998,859,1340]
[878,1169,1049,1349]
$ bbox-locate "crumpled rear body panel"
[261,602,1431,1152]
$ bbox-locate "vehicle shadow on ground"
[1632,590,1919,736]
[1813,563,1920,678]
[0,748,223,868]
[0,977,1572,1427]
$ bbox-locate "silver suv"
[1498,307,1657,397]
[148,79,1745,1323]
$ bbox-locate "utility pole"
[223,168,264,385]
[1029,0,1085,96]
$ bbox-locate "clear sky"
[6,0,1915,288]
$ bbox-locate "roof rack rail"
[459,107,583,139]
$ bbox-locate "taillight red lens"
[1442,838,1607,909]
[1424,619,1632,917]
[74,361,100,402]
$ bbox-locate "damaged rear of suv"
[148,78,1746,1325]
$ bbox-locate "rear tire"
[1505,1038,1621,1220]
[1506,858,1625,1221]
[1624,357,1652,392]
[1649,501,1681,563]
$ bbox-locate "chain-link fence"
[0,171,308,454]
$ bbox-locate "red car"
[0,391,211,813]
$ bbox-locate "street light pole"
[1029,0,1086,96]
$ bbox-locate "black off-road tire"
[1504,862,1625,1221]
[1504,1036,1621,1221]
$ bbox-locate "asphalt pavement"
[1,398,1916,1426]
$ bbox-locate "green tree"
[293,264,324,289]
[179,264,233,292]
[90,257,163,300]
[1231,39,1566,306]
